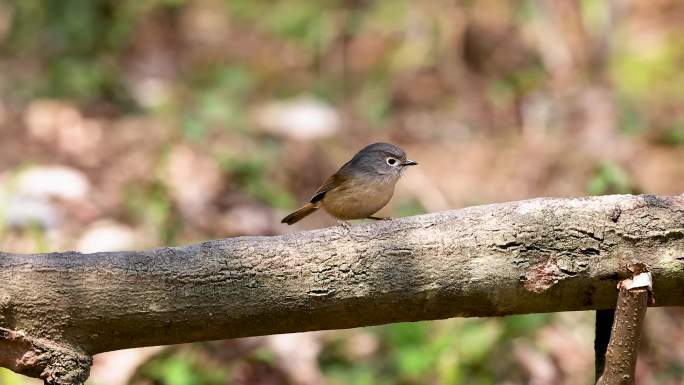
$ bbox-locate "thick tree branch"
[2,194,684,383]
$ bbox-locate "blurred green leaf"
[46,57,116,101]
[587,162,633,195]
[382,322,429,348]
[324,363,387,385]
[5,0,47,53]
[395,346,436,377]
[125,181,178,245]
[226,0,335,49]
[618,100,646,135]
[144,356,200,385]
[0,368,25,385]
[581,0,611,34]
[181,66,256,139]
[501,313,553,337]
[395,199,426,217]
[252,347,278,364]
[161,358,197,385]
[456,321,501,363]
[220,152,295,209]
[182,116,208,142]
[658,120,684,146]
[362,1,410,34]
[357,79,392,123]
[140,351,230,385]
[611,36,684,101]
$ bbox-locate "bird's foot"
[337,220,352,229]
[368,216,392,221]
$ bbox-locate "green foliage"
[7,1,112,100]
[611,35,684,102]
[617,99,646,135]
[3,0,188,104]
[587,162,634,195]
[320,315,553,385]
[658,119,684,146]
[0,368,25,385]
[487,64,545,111]
[580,0,611,34]
[395,198,426,218]
[252,347,278,364]
[501,313,552,337]
[226,0,335,49]
[356,78,393,123]
[25,221,48,253]
[141,353,229,385]
[5,0,47,53]
[361,1,410,33]
[46,57,121,102]
[219,151,295,209]
[125,181,178,245]
[181,66,256,140]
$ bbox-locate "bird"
[281,142,418,225]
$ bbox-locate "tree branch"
[596,266,651,385]
[2,194,684,384]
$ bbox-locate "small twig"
[596,265,652,385]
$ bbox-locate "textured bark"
[595,284,649,385]
[0,328,91,384]
[2,194,684,384]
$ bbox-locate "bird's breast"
[321,176,396,220]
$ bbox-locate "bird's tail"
[281,203,318,225]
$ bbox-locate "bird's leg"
[337,220,352,229]
[368,216,392,221]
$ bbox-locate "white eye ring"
[386,157,399,166]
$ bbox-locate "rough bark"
[595,287,649,385]
[0,328,91,384]
[2,194,684,384]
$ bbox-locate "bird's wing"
[310,173,345,203]
[310,158,356,203]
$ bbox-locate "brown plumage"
[282,143,417,225]
[281,202,318,225]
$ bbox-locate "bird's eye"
[386,157,398,166]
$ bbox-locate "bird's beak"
[402,159,418,166]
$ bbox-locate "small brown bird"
[282,143,417,225]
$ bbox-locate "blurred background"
[1,0,684,384]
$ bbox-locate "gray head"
[343,142,418,178]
